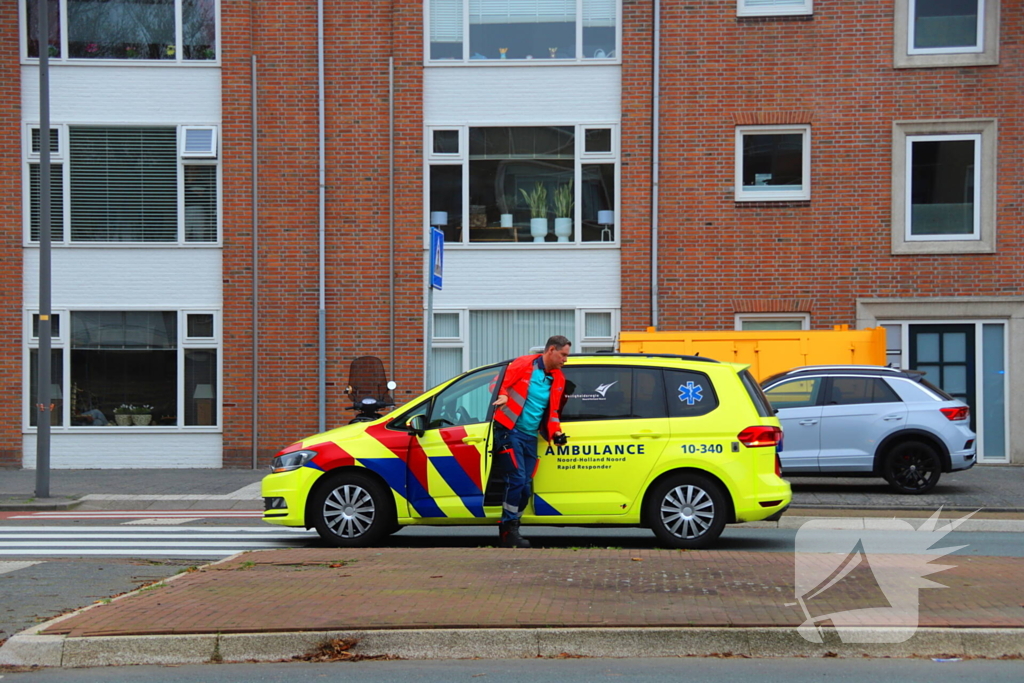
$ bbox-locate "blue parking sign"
[430,227,444,290]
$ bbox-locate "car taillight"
[940,406,969,421]
[737,425,782,448]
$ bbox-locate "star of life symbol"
[677,381,703,405]
[790,508,975,644]
[594,381,618,397]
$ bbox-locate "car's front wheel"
[883,441,942,494]
[311,471,395,547]
[647,473,728,549]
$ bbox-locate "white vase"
[529,217,548,243]
[132,414,152,426]
[500,213,514,228]
[115,414,132,426]
[554,217,573,242]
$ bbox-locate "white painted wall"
[431,248,620,310]
[21,65,221,125]
[424,66,620,124]
[22,433,223,469]
[20,65,223,468]
[23,247,222,308]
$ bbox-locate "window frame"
[734,124,811,202]
[904,132,981,243]
[424,0,623,66]
[20,0,221,65]
[891,119,996,255]
[23,308,222,432]
[23,123,222,246]
[737,0,813,18]
[734,313,810,331]
[894,0,999,68]
[425,123,620,248]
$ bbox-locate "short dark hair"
[545,335,571,351]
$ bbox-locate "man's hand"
[552,431,568,446]
[492,394,508,407]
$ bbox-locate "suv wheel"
[311,471,394,547]
[883,441,942,494]
[648,473,727,549]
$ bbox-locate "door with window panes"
[530,366,670,517]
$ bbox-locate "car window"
[741,369,774,417]
[828,377,901,405]
[428,366,502,429]
[560,367,635,421]
[388,399,430,431]
[665,369,718,418]
[764,377,822,409]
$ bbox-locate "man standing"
[491,335,571,548]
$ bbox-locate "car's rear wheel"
[311,471,395,547]
[647,473,728,549]
[883,441,942,494]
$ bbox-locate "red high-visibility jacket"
[494,354,566,441]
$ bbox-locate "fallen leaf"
[631,557,643,562]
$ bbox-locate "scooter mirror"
[387,381,397,391]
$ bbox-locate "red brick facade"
[0,3,23,467]
[647,3,1022,329]
[221,1,425,466]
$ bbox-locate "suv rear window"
[561,366,667,421]
[740,369,774,417]
[664,369,718,417]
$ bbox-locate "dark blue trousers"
[493,424,539,522]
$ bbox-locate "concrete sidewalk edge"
[3,626,1023,667]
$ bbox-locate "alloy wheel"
[660,484,716,540]
[322,484,376,538]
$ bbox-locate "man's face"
[543,344,570,371]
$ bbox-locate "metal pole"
[425,280,433,392]
[35,0,53,498]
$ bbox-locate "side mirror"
[408,414,426,437]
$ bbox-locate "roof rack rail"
[571,353,719,363]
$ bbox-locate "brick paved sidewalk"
[42,548,1024,638]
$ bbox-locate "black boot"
[498,520,531,548]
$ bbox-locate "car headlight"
[270,450,317,473]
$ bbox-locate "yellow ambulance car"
[262,354,790,549]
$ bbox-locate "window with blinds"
[26,125,219,244]
[737,0,812,16]
[428,0,617,61]
[69,128,178,242]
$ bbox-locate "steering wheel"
[455,406,474,425]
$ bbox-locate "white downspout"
[651,0,661,329]
[317,0,327,432]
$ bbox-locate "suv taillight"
[737,425,782,448]
[940,406,970,421]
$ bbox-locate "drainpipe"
[651,0,661,329]
[389,58,395,382]
[317,0,327,433]
[251,55,259,469]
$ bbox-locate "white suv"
[761,366,976,494]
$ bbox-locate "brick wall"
[625,1,1023,332]
[222,1,424,467]
[0,2,22,467]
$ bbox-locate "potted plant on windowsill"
[520,182,549,243]
[131,404,155,426]
[113,404,133,426]
[553,179,573,242]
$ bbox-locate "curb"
[3,626,1023,667]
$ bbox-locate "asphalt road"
[3,656,1023,682]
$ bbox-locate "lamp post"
[35,0,53,498]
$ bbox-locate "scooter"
[344,356,397,424]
